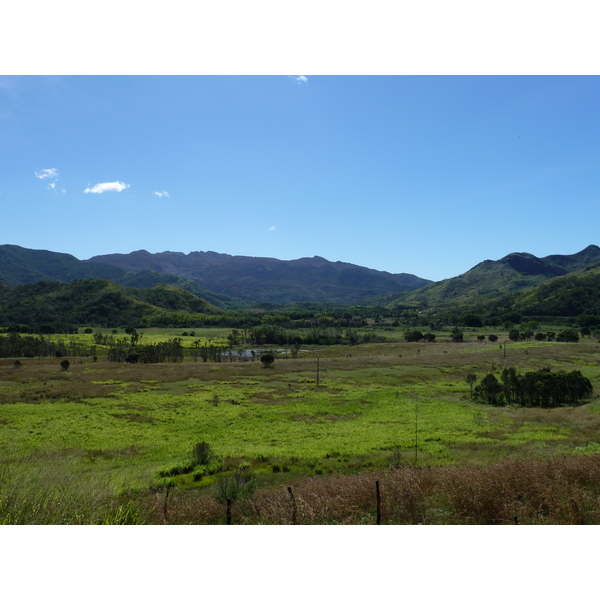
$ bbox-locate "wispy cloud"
[84,181,130,194]
[35,168,64,192]
[48,182,66,193]
[296,75,308,84]
[153,190,170,198]
[267,226,276,231]
[35,168,59,180]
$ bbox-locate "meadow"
[2,327,600,524]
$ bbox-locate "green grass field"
[2,330,600,523]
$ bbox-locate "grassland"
[2,329,600,524]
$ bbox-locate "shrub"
[557,329,579,343]
[192,442,212,466]
[216,468,257,504]
[157,462,195,478]
[450,327,463,343]
[404,330,424,342]
[192,465,206,481]
[260,351,275,368]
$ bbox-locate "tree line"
[0,332,92,359]
[472,367,593,407]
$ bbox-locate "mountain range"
[0,245,431,305]
[1,243,600,311]
[87,250,431,304]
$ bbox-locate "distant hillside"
[0,245,235,308]
[87,250,432,304]
[503,262,600,318]
[0,244,125,285]
[385,245,600,308]
[0,279,222,329]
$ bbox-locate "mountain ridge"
[387,244,600,308]
[86,249,432,304]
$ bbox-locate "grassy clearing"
[2,332,600,523]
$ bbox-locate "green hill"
[385,245,600,310]
[0,279,222,329]
[0,244,237,308]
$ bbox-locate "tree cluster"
[0,332,92,359]
[473,367,593,407]
[403,330,436,342]
[108,338,184,363]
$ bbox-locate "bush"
[216,468,257,504]
[404,330,424,342]
[192,465,206,481]
[192,442,212,466]
[260,351,275,368]
[450,328,463,343]
[557,329,579,343]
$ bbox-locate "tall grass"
[145,455,600,524]
[0,459,149,524]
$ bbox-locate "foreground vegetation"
[2,326,600,524]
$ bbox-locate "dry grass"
[146,454,600,525]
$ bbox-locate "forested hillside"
[385,245,600,309]
[0,245,237,308]
[0,279,222,330]
[88,249,432,303]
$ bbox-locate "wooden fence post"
[226,498,233,525]
[163,485,171,524]
[288,486,297,524]
[376,480,381,525]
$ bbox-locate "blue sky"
[2,75,600,282]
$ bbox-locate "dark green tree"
[260,350,275,368]
[451,327,464,343]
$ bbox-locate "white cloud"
[35,168,59,179]
[296,75,308,84]
[267,226,276,231]
[153,190,170,198]
[84,181,130,194]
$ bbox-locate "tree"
[488,334,498,342]
[404,330,424,342]
[508,329,521,342]
[260,351,275,368]
[60,359,70,371]
[192,441,212,466]
[474,373,503,405]
[461,314,483,327]
[215,467,256,525]
[557,329,579,343]
[451,327,463,343]
[466,373,478,400]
